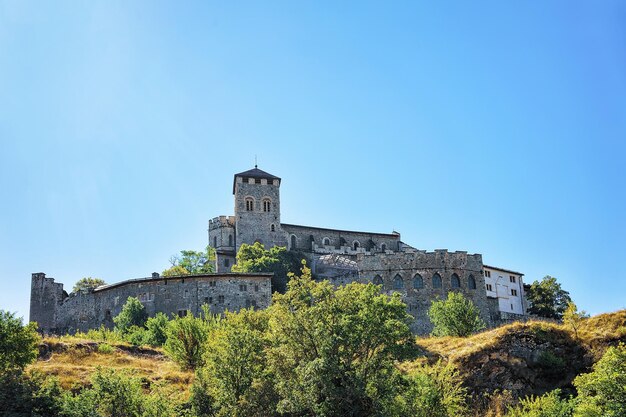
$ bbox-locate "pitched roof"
[233,167,281,193]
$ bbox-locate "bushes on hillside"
[428,292,486,337]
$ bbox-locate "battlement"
[209,216,235,230]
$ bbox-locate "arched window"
[393,274,404,289]
[245,197,254,211]
[213,236,217,248]
[263,198,271,212]
[432,273,442,288]
[381,243,387,252]
[353,241,360,251]
[468,275,477,290]
[290,235,297,250]
[322,237,330,246]
[413,274,424,289]
[373,275,383,286]
[451,273,460,288]
[228,235,233,246]
[270,224,275,232]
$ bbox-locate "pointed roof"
[233,167,281,193]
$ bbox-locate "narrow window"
[214,236,217,247]
[381,243,387,252]
[229,235,233,246]
[290,235,297,250]
[245,198,254,211]
[484,270,491,278]
[254,284,259,292]
[432,273,442,288]
[486,283,493,291]
[263,199,271,212]
[413,274,424,289]
[322,237,330,246]
[373,275,383,286]
[511,289,518,296]
[218,295,224,304]
[393,274,404,289]
[178,310,186,318]
[271,224,275,232]
[468,275,477,289]
[240,284,247,291]
[510,275,516,283]
[353,241,360,251]
[204,297,209,304]
[451,273,460,288]
[224,259,230,268]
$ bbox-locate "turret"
[30,272,66,333]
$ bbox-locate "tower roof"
[233,167,281,193]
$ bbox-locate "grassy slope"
[28,336,193,392]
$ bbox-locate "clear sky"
[1,1,625,320]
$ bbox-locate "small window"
[510,275,516,283]
[511,303,514,311]
[373,275,383,286]
[484,270,491,278]
[486,283,493,291]
[432,273,442,289]
[229,235,233,246]
[204,297,209,304]
[255,178,261,184]
[239,284,247,292]
[290,235,297,250]
[393,274,404,289]
[381,243,387,252]
[322,237,330,246]
[178,310,186,318]
[413,274,424,289]
[511,289,518,296]
[451,273,460,288]
[214,236,217,247]
[263,199,271,212]
[224,259,230,267]
[468,275,476,289]
[218,295,224,304]
[353,241,360,251]
[271,224,275,232]
[209,280,216,287]
[254,284,259,292]
[245,198,254,211]
[184,289,189,298]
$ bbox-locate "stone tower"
[30,272,66,333]
[233,166,287,252]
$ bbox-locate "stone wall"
[31,272,273,334]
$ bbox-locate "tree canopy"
[72,277,106,293]
[162,246,216,276]
[113,297,148,334]
[0,311,40,374]
[231,242,304,293]
[428,292,486,337]
[526,276,572,319]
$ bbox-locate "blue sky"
[1,1,625,320]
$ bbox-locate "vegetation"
[162,246,215,276]
[231,242,305,293]
[164,307,216,370]
[506,389,573,417]
[113,297,148,334]
[0,310,40,373]
[72,277,106,293]
[526,276,572,319]
[428,291,486,337]
[563,302,589,340]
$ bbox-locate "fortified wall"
[30,272,273,334]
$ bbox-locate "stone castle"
[31,167,526,334]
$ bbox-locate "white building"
[483,265,525,316]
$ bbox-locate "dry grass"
[28,337,194,392]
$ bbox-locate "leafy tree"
[266,263,414,416]
[163,246,215,276]
[506,389,573,417]
[573,343,626,417]
[396,361,468,417]
[0,310,40,374]
[72,277,106,293]
[563,302,589,340]
[231,242,304,293]
[145,312,169,347]
[113,297,148,334]
[526,276,572,319]
[164,307,217,370]
[0,371,63,417]
[428,292,486,337]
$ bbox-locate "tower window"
[468,275,477,289]
[381,243,387,252]
[393,274,404,289]
[218,295,224,304]
[271,224,276,232]
[322,237,330,246]
[484,270,491,278]
[245,197,254,211]
[263,199,271,212]
[432,273,442,289]
[290,235,297,250]
[255,178,261,184]
[228,235,233,246]
[214,237,217,247]
[451,273,460,288]
[353,241,360,251]
[373,275,383,286]
[413,274,424,289]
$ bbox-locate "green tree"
[192,308,272,417]
[266,263,414,416]
[163,246,216,276]
[0,371,64,417]
[428,292,486,337]
[0,310,40,374]
[562,302,588,340]
[164,308,217,370]
[573,344,626,417]
[72,277,106,293]
[526,276,572,319]
[231,242,304,293]
[506,389,573,417]
[145,313,170,347]
[113,297,148,334]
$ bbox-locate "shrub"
[537,350,565,370]
[428,292,486,337]
[164,309,217,370]
[0,371,63,416]
[98,343,114,354]
[145,312,169,347]
[124,325,149,347]
[506,389,573,417]
[113,297,148,334]
[81,325,124,343]
[573,343,626,417]
[0,310,40,373]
